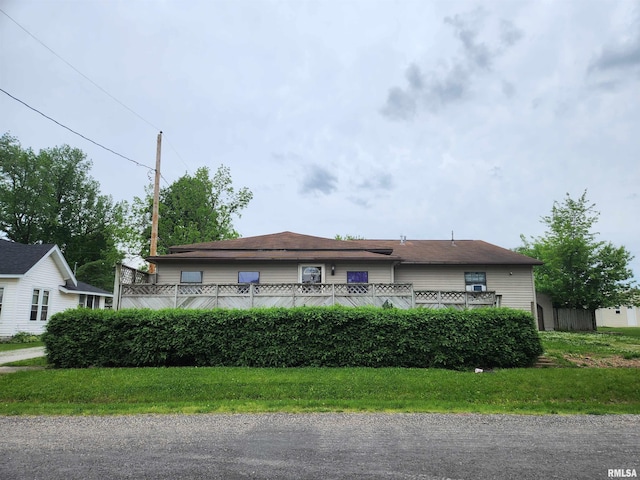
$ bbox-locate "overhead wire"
[0,87,156,173]
[0,7,161,133]
[0,7,191,176]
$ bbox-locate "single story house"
[118,232,543,326]
[0,239,113,337]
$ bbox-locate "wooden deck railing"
[117,282,497,310]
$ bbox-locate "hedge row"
[43,306,543,370]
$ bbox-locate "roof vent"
[400,235,406,245]
[451,231,456,247]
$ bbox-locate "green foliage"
[75,259,115,292]
[334,234,365,240]
[0,133,125,286]
[517,191,636,309]
[43,307,542,370]
[9,332,42,344]
[130,165,253,256]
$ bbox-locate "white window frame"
[30,289,50,321]
[299,264,325,284]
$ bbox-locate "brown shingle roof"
[170,232,372,252]
[149,231,542,265]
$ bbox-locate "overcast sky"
[1,0,639,279]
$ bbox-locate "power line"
[0,87,156,172]
[0,7,162,133]
[1,7,191,175]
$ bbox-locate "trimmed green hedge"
[43,307,543,369]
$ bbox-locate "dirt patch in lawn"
[563,354,640,368]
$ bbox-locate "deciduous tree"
[517,191,637,309]
[132,165,253,256]
[0,133,125,288]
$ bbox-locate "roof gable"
[0,239,75,282]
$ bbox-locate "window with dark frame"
[0,287,3,315]
[180,271,203,283]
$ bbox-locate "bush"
[43,307,543,369]
[10,332,42,344]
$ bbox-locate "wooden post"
[113,264,122,310]
[149,131,162,274]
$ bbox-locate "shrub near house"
[43,306,542,369]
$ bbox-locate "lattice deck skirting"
[118,283,497,310]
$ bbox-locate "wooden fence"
[553,308,596,331]
[117,281,498,311]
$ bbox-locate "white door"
[627,307,638,327]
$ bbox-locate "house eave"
[59,285,114,298]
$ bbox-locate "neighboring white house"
[596,306,639,328]
[0,239,113,337]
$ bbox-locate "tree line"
[0,133,252,291]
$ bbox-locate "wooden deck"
[117,283,497,310]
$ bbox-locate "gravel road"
[1,413,638,479]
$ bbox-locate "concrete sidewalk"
[0,346,45,365]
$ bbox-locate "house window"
[30,289,50,321]
[347,271,368,283]
[299,265,324,293]
[464,272,487,291]
[238,271,260,294]
[347,271,369,293]
[0,287,3,315]
[300,265,323,284]
[180,271,203,283]
[79,294,98,309]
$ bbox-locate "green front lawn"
[0,342,44,353]
[0,366,638,416]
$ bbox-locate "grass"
[0,328,638,416]
[2,357,48,367]
[539,328,640,365]
[599,326,640,338]
[0,365,639,416]
[0,342,44,353]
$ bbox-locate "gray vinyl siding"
[157,262,394,285]
[394,264,536,313]
[155,262,535,314]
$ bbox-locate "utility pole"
[149,131,162,274]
